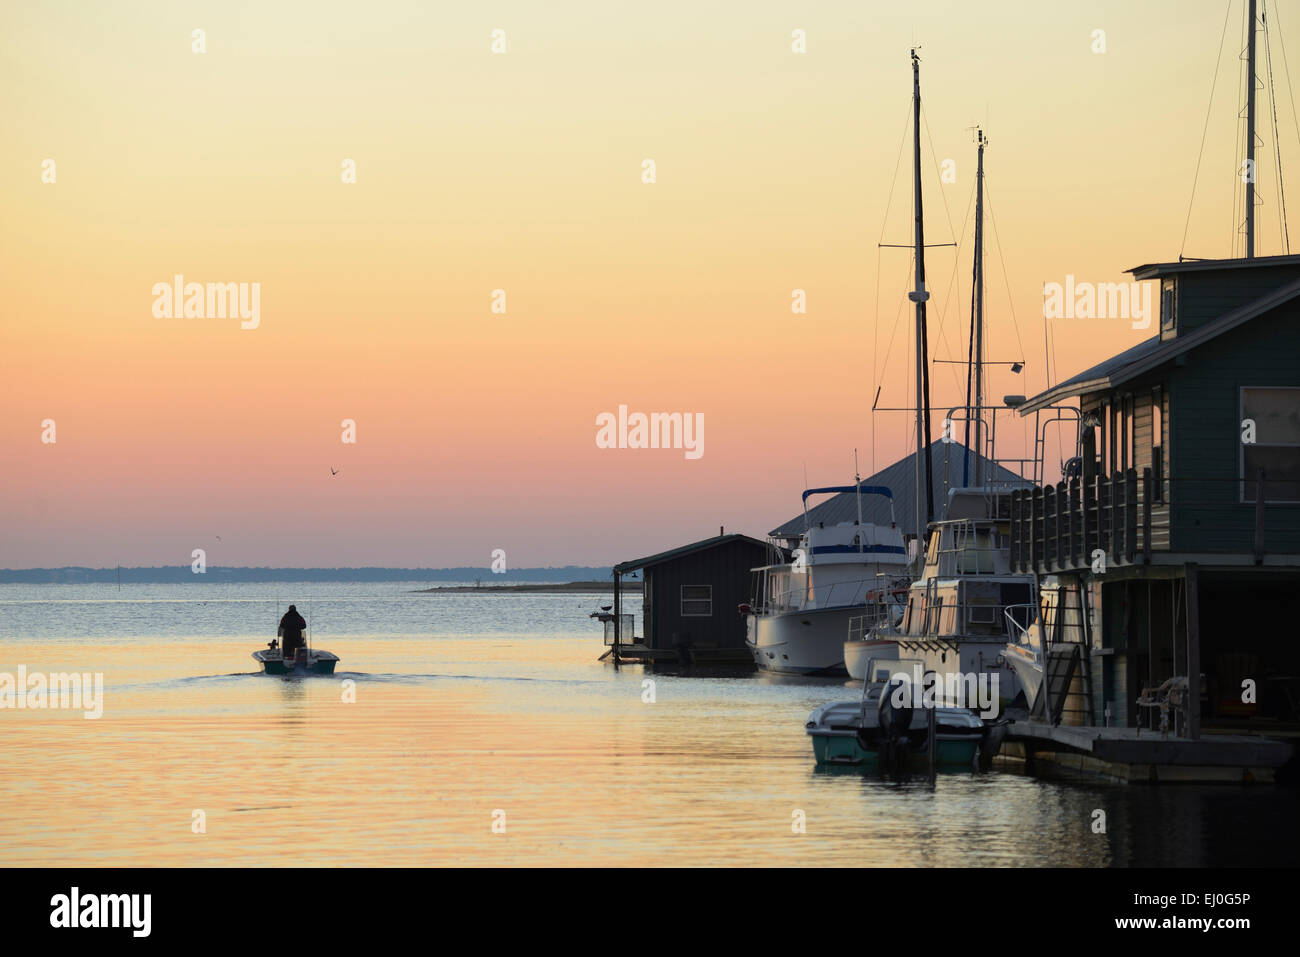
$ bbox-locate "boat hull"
[806,698,987,769]
[809,729,980,768]
[746,607,861,676]
[890,639,1022,712]
[252,650,339,675]
[1002,644,1043,711]
[844,638,901,681]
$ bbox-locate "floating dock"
[598,643,753,666]
[1001,719,1297,783]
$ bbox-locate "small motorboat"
[806,657,987,770]
[253,638,339,675]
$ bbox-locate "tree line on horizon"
[0,566,618,584]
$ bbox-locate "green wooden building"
[1009,254,1300,735]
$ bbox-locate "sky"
[2,0,1297,568]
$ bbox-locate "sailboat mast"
[908,49,934,554]
[854,449,864,555]
[973,129,986,486]
[1246,0,1257,258]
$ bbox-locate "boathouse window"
[1151,386,1164,503]
[681,585,712,617]
[1104,399,1116,476]
[1119,394,1134,472]
[1085,407,1101,477]
[1160,279,1176,333]
[1241,387,1300,502]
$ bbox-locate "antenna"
[854,448,864,553]
[801,462,811,530]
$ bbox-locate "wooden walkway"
[598,644,753,666]
[1003,719,1296,782]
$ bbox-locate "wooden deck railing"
[1010,468,1149,573]
[1010,468,1279,573]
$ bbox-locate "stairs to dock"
[1037,643,1094,726]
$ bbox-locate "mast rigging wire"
[1180,0,1236,259]
[1262,0,1291,252]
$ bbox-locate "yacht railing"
[1002,604,1037,646]
[756,576,906,616]
[931,518,1008,576]
[891,590,1037,641]
[847,605,902,643]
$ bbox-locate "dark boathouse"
[608,532,775,664]
[1008,254,1300,737]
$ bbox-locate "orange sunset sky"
[2,1,1296,568]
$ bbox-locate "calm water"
[0,582,1295,867]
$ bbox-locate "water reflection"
[0,582,1295,867]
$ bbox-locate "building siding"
[1174,266,1300,334]
[642,539,769,650]
[1168,304,1300,553]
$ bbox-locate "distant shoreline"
[413,581,642,594]
[0,566,615,585]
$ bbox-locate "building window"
[1106,400,1116,476]
[681,585,713,617]
[1160,279,1177,332]
[1120,394,1134,472]
[1151,386,1164,503]
[1084,407,1101,478]
[1242,387,1300,502]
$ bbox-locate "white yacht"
[744,485,909,676]
[876,488,1034,711]
[843,584,910,680]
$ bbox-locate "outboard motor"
[876,675,915,771]
[979,720,1007,771]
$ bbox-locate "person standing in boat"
[279,605,307,659]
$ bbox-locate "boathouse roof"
[1018,273,1300,414]
[768,441,1030,541]
[1126,253,1300,281]
[613,533,774,574]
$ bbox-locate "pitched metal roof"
[768,441,1031,540]
[1127,253,1300,281]
[1019,274,1300,414]
[614,533,773,574]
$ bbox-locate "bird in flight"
[330,468,340,476]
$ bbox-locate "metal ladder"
[1037,580,1095,725]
